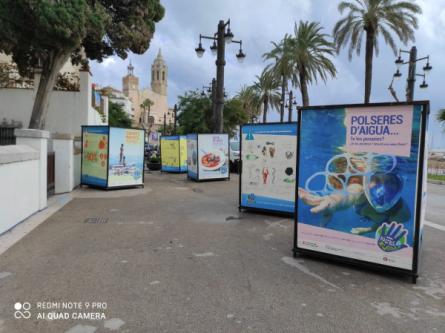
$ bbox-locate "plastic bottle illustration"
[262,167,269,184]
[271,168,276,184]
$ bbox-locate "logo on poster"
[247,193,256,203]
[212,136,223,145]
[376,222,408,252]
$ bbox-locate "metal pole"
[406,46,417,102]
[280,74,285,122]
[163,113,166,135]
[211,78,217,132]
[288,90,293,122]
[215,20,226,133]
[173,104,177,135]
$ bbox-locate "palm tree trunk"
[299,68,309,107]
[364,30,374,104]
[280,74,286,122]
[29,50,72,129]
[262,97,268,123]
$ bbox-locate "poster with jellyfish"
[296,104,425,270]
[240,123,298,213]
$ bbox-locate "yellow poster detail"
[125,130,142,145]
[161,139,180,167]
[180,137,187,167]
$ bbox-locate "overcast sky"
[90,0,445,149]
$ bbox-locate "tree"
[333,0,421,104]
[176,90,249,135]
[223,98,249,137]
[177,91,213,135]
[263,35,296,121]
[0,1,164,129]
[291,21,337,107]
[437,109,445,128]
[236,85,261,122]
[253,69,280,123]
[108,101,132,128]
[140,98,154,125]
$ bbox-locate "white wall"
[0,146,40,234]
[0,71,107,136]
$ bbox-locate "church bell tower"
[151,49,168,96]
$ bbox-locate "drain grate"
[192,188,204,193]
[84,217,109,224]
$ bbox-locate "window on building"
[157,71,159,80]
[162,71,165,81]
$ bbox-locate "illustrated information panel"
[108,128,144,187]
[81,126,108,187]
[241,123,298,213]
[297,104,423,270]
[187,134,198,179]
[197,134,229,180]
[161,135,187,172]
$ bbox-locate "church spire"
[151,48,168,96]
[127,60,134,76]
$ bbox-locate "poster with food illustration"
[240,123,298,213]
[296,104,427,270]
[161,135,187,172]
[197,134,229,180]
[108,128,144,187]
[81,126,109,187]
[187,134,198,179]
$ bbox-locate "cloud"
[101,57,116,68]
[90,0,445,148]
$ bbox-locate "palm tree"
[140,98,154,126]
[291,21,337,107]
[236,85,262,122]
[333,0,421,104]
[263,35,296,121]
[253,69,280,123]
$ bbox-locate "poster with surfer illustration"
[197,134,229,180]
[108,128,145,187]
[240,123,298,214]
[81,126,145,189]
[295,102,428,273]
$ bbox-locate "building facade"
[101,86,133,120]
[122,49,174,132]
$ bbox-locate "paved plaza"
[0,173,444,333]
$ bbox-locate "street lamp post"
[173,104,178,135]
[392,46,432,102]
[196,19,245,133]
[202,78,217,129]
[163,113,166,135]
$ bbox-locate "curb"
[427,180,445,185]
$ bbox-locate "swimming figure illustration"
[298,152,410,235]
